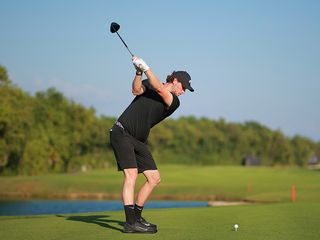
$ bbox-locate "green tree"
[0,65,11,85]
[291,135,315,167]
[1,64,319,175]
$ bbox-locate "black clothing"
[109,124,157,173]
[111,78,181,234]
[123,222,157,234]
[110,79,180,173]
[118,80,180,142]
[134,204,144,219]
[124,205,136,225]
[137,217,157,229]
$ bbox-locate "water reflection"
[0,200,208,216]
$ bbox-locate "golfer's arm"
[132,74,145,96]
[145,69,173,106]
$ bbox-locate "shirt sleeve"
[142,79,152,90]
[166,94,180,116]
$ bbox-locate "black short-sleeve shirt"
[118,80,180,142]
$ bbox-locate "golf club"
[110,22,134,57]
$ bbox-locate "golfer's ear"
[172,79,179,85]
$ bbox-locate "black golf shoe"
[123,221,157,234]
[137,217,157,229]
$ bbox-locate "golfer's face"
[174,82,185,96]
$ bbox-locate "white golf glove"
[132,56,150,72]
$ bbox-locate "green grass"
[1,165,320,239]
[1,202,319,239]
[1,165,319,202]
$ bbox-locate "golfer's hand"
[133,64,143,75]
[132,56,150,72]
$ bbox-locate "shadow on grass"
[57,214,124,232]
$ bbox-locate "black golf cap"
[173,71,194,92]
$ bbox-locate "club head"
[110,22,120,33]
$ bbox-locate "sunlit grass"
[0,165,319,202]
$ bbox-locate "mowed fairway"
[0,165,319,202]
[1,165,320,239]
[0,203,319,240]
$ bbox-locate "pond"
[0,200,208,216]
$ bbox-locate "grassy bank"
[1,202,319,239]
[0,165,319,202]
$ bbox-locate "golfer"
[109,56,194,233]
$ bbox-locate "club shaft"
[116,32,134,57]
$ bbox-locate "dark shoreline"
[0,192,264,204]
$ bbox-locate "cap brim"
[188,86,194,92]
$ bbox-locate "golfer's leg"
[123,168,138,205]
[136,170,161,206]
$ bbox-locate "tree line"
[1,65,319,175]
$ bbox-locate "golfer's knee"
[124,169,138,184]
[148,174,161,187]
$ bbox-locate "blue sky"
[1,0,319,141]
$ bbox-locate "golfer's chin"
[172,92,182,97]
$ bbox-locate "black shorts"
[109,124,157,173]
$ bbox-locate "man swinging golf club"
[109,56,194,233]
